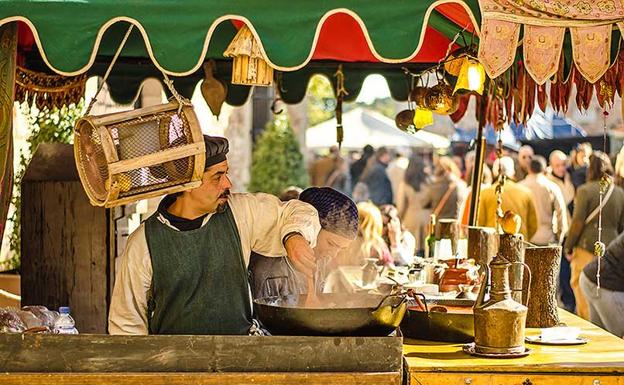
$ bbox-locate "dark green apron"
[144,204,252,335]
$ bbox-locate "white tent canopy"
[305,108,450,150]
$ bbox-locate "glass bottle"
[424,214,437,260]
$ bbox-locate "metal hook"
[271,97,284,115]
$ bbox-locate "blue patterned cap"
[299,187,358,240]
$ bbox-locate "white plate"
[525,335,588,346]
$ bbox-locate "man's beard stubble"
[216,189,231,213]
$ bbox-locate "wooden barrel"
[524,245,561,328]
[498,233,525,304]
[467,226,498,274]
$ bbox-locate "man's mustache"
[219,190,231,199]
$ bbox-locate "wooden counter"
[0,334,403,385]
[405,309,624,385]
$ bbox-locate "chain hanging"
[494,130,506,233]
[594,103,612,294]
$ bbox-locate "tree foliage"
[248,115,308,196]
[2,101,84,271]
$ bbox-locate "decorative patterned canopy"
[478,0,624,84]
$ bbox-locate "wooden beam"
[0,23,17,250]
[0,372,401,385]
[0,334,403,373]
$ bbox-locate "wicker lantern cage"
[74,101,206,208]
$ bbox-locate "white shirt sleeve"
[229,193,321,260]
[108,224,152,335]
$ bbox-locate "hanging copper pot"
[410,86,429,108]
[426,83,458,115]
[395,109,415,130]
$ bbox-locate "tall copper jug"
[473,256,531,354]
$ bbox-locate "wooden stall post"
[0,23,17,250]
[20,143,114,333]
[524,245,561,327]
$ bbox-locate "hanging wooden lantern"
[224,25,274,86]
[74,101,206,207]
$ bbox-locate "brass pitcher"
[473,256,531,355]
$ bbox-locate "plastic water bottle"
[53,307,79,334]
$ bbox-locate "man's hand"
[285,234,316,279]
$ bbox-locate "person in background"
[335,202,393,267]
[546,149,576,312]
[397,154,431,255]
[380,204,416,266]
[565,152,624,320]
[309,145,339,187]
[463,151,476,186]
[350,145,374,190]
[569,142,592,189]
[477,156,538,240]
[386,151,409,205]
[452,155,465,180]
[325,156,351,195]
[515,145,534,181]
[460,164,493,226]
[278,186,303,202]
[547,150,575,213]
[423,156,467,220]
[614,146,624,189]
[361,147,394,206]
[580,232,624,337]
[520,156,568,245]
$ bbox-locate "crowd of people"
[305,142,624,337]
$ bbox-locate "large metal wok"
[401,296,475,343]
[253,293,408,336]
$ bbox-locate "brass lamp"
[413,107,433,129]
[454,57,485,95]
[224,24,274,86]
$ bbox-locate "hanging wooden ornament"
[200,60,227,118]
[334,65,349,149]
[224,24,274,86]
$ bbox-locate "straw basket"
[224,25,274,86]
[74,101,205,207]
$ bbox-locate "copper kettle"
[473,256,531,355]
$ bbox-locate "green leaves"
[2,100,84,271]
[248,115,308,196]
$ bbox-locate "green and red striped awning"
[3,0,480,104]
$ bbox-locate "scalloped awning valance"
[2,0,479,76]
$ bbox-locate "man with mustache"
[109,135,320,335]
